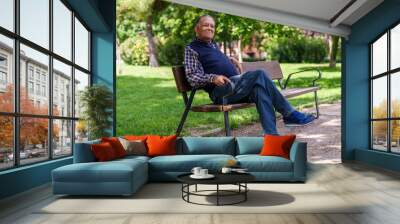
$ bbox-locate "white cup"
[200,169,208,176]
[191,167,202,176]
[221,167,232,174]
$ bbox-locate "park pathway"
[191,102,342,164]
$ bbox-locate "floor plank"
[1,162,400,224]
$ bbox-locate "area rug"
[37,183,361,214]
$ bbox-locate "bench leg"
[224,111,231,136]
[314,91,320,119]
[176,90,196,137]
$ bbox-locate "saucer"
[190,174,215,179]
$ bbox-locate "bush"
[267,37,327,63]
[303,38,328,63]
[120,35,149,65]
[158,38,187,66]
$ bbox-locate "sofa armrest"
[73,140,100,163]
[289,141,307,181]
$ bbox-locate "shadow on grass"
[297,65,341,73]
[284,76,341,89]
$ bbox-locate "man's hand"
[212,75,231,86]
[230,57,243,74]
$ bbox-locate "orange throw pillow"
[260,134,296,159]
[91,142,117,161]
[146,135,177,157]
[101,137,127,158]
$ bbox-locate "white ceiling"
[167,0,384,37]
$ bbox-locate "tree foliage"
[116,1,331,66]
[0,85,59,149]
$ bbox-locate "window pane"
[0,116,14,170]
[391,24,400,70]
[0,35,14,112]
[53,119,72,157]
[75,120,88,143]
[391,72,400,118]
[20,0,49,49]
[20,117,49,165]
[53,0,72,60]
[74,18,89,70]
[372,121,388,151]
[372,33,387,76]
[74,69,89,118]
[372,77,387,119]
[391,120,400,153]
[53,59,72,117]
[0,0,14,31]
[20,44,49,115]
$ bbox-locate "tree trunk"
[329,35,339,68]
[223,41,227,55]
[238,37,243,63]
[229,41,233,57]
[116,40,122,75]
[145,14,159,67]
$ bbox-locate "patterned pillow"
[119,137,147,156]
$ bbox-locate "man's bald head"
[195,15,215,42]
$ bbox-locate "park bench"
[172,61,321,136]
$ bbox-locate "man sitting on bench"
[184,14,315,135]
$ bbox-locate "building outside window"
[28,81,34,94]
[28,66,34,80]
[0,54,7,88]
[41,85,46,97]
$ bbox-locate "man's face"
[195,16,215,42]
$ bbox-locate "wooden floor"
[1,162,400,224]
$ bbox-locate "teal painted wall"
[92,31,116,135]
[0,0,116,200]
[343,0,400,171]
[91,0,116,135]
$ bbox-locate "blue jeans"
[209,70,295,135]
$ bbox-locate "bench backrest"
[241,61,283,80]
[172,61,283,93]
[172,66,192,93]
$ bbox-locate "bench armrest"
[289,141,307,181]
[283,68,322,89]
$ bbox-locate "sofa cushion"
[177,137,235,155]
[101,137,127,158]
[147,135,177,157]
[149,154,235,172]
[115,155,150,163]
[91,142,118,161]
[260,134,296,159]
[236,155,293,172]
[236,137,263,155]
[53,159,147,183]
[73,140,100,163]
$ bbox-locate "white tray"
[190,174,215,179]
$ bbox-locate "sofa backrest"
[177,137,236,155]
[235,137,264,155]
[73,140,100,163]
[73,137,266,162]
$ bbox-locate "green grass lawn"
[116,63,341,136]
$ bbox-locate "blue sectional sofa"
[52,137,307,196]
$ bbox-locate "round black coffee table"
[177,173,255,206]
